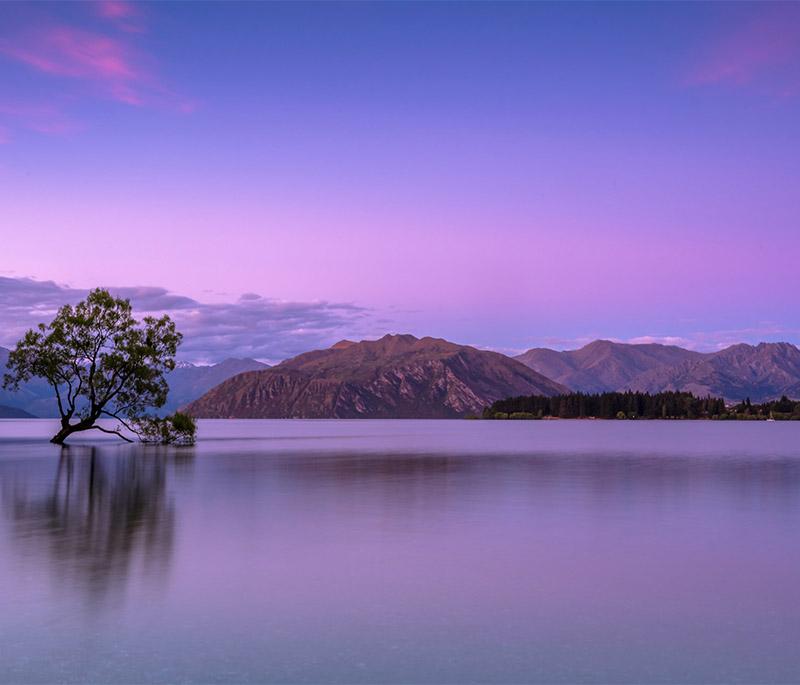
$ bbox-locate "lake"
[1,419,799,684]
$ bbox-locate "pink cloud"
[95,1,145,33]
[0,9,193,143]
[686,5,800,94]
[0,26,144,94]
[96,0,137,20]
[0,22,192,112]
[0,125,9,144]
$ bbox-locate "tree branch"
[87,424,134,442]
[99,409,138,435]
[96,367,136,410]
[51,381,67,419]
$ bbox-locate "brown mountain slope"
[516,340,702,393]
[185,334,568,418]
[627,342,800,402]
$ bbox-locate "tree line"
[723,396,800,420]
[483,391,800,420]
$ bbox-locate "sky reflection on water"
[1,420,799,683]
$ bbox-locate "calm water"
[1,419,799,684]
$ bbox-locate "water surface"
[1,419,799,683]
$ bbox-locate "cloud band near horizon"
[1,277,798,364]
[0,277,374,365]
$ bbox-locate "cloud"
[0,24,153,106]
[0,277,375,365]
[4,278,795,365]
[685,5,800,96]
[649,326,800,352]
[625,335,695,348]
[94,1,145,33]
[518,327,800,354]
[0,4,192,139]
[96,0,134,20]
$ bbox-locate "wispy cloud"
[519,327,800,354]
[0,3,192,141]
[0,277,375,365]
[1,24,153,106]
[685,5,800,96]
[641,326,800,352]
[94,0,145,33]
[625,335,696,348]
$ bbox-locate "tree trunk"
[50,418,94,445]
[51,425,76,445]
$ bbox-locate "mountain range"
[161,358,269,413]
[515,340,701,394]
[624,342,800,402]
[515,340,800,403]
[0,346,55,418]
[0,345,267,418]
[184,334,567,418]
[0,404,36,418]
[3,337,800,419]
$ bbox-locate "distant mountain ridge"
[0,345,54,418]
[162,357,269,413]
[185,334,568,418]
[4,336,800,419]
[516,340,702,394]
[0,345,268,417]
[0,403,36,418]
[515,340,800,402]
[625,342,800,402]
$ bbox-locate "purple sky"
[1,2,799,362]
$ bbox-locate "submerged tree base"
[46,413,196,447]
[49,419,135,445]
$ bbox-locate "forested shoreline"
[483,391,800,420]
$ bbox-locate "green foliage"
[1,288,182,444]
[135,412,197,445]
[509,412,537,420]
[170,411,196,434]
[728,395,800,419]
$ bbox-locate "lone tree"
[2,288,182,444]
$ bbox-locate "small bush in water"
[135,412,197,445]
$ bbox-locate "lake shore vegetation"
[484,391,800,420]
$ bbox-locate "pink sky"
[1,2,799,359]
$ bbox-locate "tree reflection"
[4,445,194,607]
